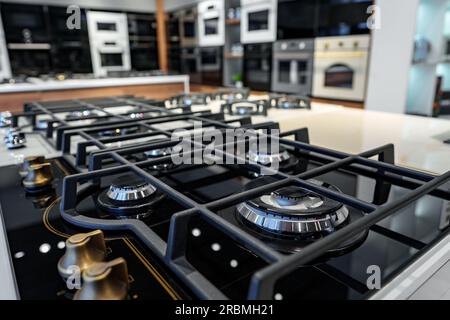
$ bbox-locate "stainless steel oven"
[87,11,131,77]
[272,39,314,95]
[178,7,198,47]
[241,0,277,44]
[198,0,225,47]
[200,46,222,86]
[312,35,370,101]
[243,42,272,91]
[181,47,202,84]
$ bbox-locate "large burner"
[236,177,368,255]
[96,174,164,218]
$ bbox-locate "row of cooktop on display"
[0,93,449,300]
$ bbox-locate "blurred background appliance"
[272,38,314,95]
[127,13,159,71]
[181,46,202,84]
[241,0,277,44]
[277,0,317,40]
[200,46,223,86]
[198,0,225,47]
[243,42,272,91]
[1,3,52,76]
[86,11,131,77]
[312,35,370,101]
[178,6,198,47]
[0,12,11,81]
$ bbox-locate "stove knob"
[57,230,106,279]
[19,155,45,177]
[74,258,129,300]
[22,163,54,189]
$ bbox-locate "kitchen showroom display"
[197,0,225,47]
[1,94,449,300]
[86,11,131,77]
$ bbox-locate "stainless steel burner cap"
[144,147,172,158]
[237,202,349,235]
[247,149,291,166]
[106,175,156,202]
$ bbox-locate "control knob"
[19,155,45,177]
[57,230,106,279]
[74,258,129,300]
[22,162,54,190]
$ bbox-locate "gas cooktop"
[0,94,449,300]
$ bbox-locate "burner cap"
[271,186,322,207]
[237,177,349,236]
[96,174,165,217]
[247,148,291,166]
[106,175,156,202]
[144,147,172,158]
[66,110,98,120]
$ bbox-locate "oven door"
[87,11,129,39]
[181,47,202,83]
[243,43,272,91]
[92,44,131,77]
[199,47,221,71]
[312,51,368,101]
[179,14,197,47]
[198,0,225,47]
[272,52,313,95]
[241,0,277,44]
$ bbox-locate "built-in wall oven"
[127,13,158,71]
[200,46,223,86]
[178,7,197,47]
[1,3,52,76]
[48,6,92,74]
[87,11,131,77]
[277,0,317,40]
[318,0,372,36]
[241,0,277,44]
[243,43,272,91]
[198,0,225,47]
[272,39,314,95]
[181,47,202,84]
[0,12,11,80]
[312,35,370,101]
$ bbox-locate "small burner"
[236,177,368,255]
[269,94,311,110]
[96,174,165,218]
[97,126,139,137]
[221,100,268,116]
[65,110,99,120]
[144,146,176,170]
[247,146,300,175]
[168,93,211,107]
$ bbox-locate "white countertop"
[0,75,190,94]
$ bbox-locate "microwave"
[241,0,277,44]
[197,0,225,47]
[87,11,131,77]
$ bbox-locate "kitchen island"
[0,75,190,112]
